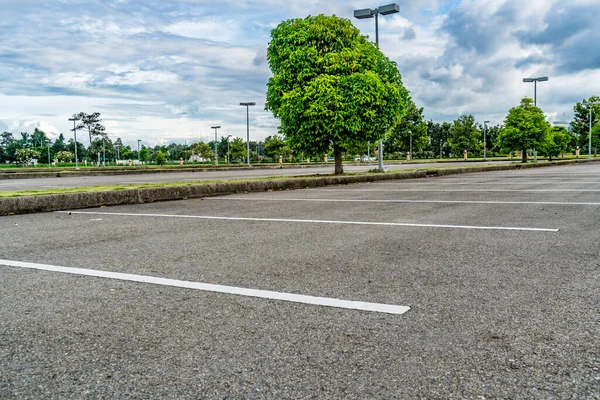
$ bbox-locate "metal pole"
[213,127,219,166]
[375,13,379,48]
[375,13,384,171]
[534,80,537,107]
[68,114,79,170]
[47,141,50,167]
[483,121,490,160]
[102,138,105,167]
[137,140,141,164]
[246,105,250,166]
[484,124,487,159]
[409,131,412,162]
[590,106,593,159]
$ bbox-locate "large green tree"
[498,98,550,163]
[265,14,409,174]
[448,114,481,156]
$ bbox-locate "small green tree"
[16,148,40,166]
[76,112,106,145]
[155,151,166,165]
[498,98,550,163]
[538,126,570,161]
[266,15,409,174]
[448,114,481,156]
[229,138,246,162]
[194,142,213,161]
[56,150,74,162]
[139,146,149,162]
[263,134,291,161]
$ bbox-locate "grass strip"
[0,162,523,199]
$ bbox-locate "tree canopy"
[265,14,409,174]
[498,98,550,162]
[386,97,428,155]
[538,126,571,161]
[571,96,600,149]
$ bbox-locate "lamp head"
[378,3,400,15]
[354,8,374,19]
[537,76,548,82]
[211,125,221,129]
[523,78,534,83]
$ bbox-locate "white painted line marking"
[318,188,600,193]
[0,259,410,315]
[57,210,559,232]
[41,186,75,189]
[376,181,600,185]
[212,197,600,206]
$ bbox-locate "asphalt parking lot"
[1,163,599,399]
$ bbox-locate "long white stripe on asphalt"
[58,210,559,232]
[317,188,600,193]
[210,197,600,206]
[0,259,410,315]
[375,181,600,185]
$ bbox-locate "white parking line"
[0,259,410,315]
[211,197,600,206]
[317,188,600,193]
[58,210,559,232]
[376,181,600,185]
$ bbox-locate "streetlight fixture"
[523,77,548,161]
[483,121,490,159]
[227,135,232,164]
[522,76,548,107]
[68,114,80,169]
[137,139,141,164]
[211,125,221,166]
[354,3,399,171]
[240,102,256,166]
[583,100,600,159]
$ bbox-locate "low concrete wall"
[0,159,596,216]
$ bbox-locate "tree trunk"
[522,148,528,163]
[334,144,343,175]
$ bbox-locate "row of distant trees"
[1,96,598,166]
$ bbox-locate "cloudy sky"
[1,0,599,147]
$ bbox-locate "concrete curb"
[0,158,597,216]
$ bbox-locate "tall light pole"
[483,121,490,159]
[102,137,106,167]
[211,125,221,166]
[68,114,80,169]
[408,129,412,162]
[240,102,256,166]
[137,139,141,164]
[583,101,600,159]
[522,76,548,107]
[227,135,232,164]
[523,76,548,161]
[355,3,399,171]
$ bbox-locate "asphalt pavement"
[1,163,599,399]
[0,161,513,192]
